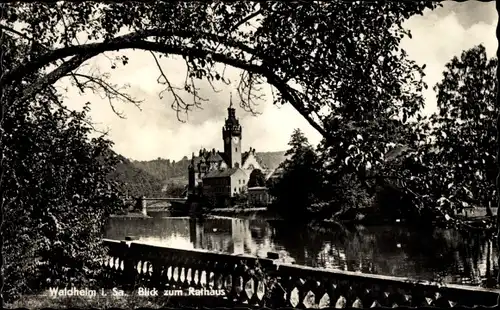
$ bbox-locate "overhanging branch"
[2,28,263,87]
[12,38,329,140]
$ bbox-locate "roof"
[190,150,229,172]
[242,151,267,169]
[207,152,224,162]
[203,167,245,179]
[257,151,287,170]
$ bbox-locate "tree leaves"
[2,35,124,301]
[270,129,323,216]
[377,45,497,226]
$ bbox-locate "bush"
[2,100,124,301]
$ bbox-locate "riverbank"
[208,206,278,219]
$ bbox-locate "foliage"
[2,0,439,216]
[431,45,497,212]
[248,169,267,188]
[10,0,500,298]
[379,45,498,228]
[132,157,188,184]
[2,1,438,132]
[110,155,164,198]
[1,33,124,301]
[164,182,187,197]
[7,289,238,308]
[269,129,323,216]
[7,291,168,309]
[232,192,249,206]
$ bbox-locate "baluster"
[193,269,200,288]
[232,261,246,303]
[209,271,215,289]
[200,270,207,288]
[288,277,306,308]
[179,266,186,286]
[300,278,320,309]
[325,281,339,309]
[181,266,192,289]
[234,275,245,301]
[335,280,351,307]
[312,278,329,309]
[172,266,180,287]
[102,242,500,309]
[166,266,173,288]
[255,278,266,304]
[352,297,363,308]
[140,260,147,287]
[318,292,331,309]
[289,287,301,308]
[135,260,143,286]
[212,262,224,290]
[302,290,316,309]
[224,274,234,300]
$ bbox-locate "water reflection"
[105,216,498,285]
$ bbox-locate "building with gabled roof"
[187,99,267,199]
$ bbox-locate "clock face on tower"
[232,136,239,143]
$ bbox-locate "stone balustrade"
[101,239,500,308]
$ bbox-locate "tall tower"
[222,96,242,168]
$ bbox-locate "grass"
[5,290,165,309]
[5,289,244,309]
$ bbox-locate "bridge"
[100,239,500,308]
[126,197,188,215]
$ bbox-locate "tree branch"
[2,28,264,87]
[228,7,263,33]
[150,51,192,122]
[70,73,142,118]
[8,35,329,140]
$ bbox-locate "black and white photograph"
[1,0,500,308]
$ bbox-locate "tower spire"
[227,92,236,120]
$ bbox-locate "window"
[236,148,238,152]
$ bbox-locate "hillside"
[131,151,287,186]
[109,154,164,197]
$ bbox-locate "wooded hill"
[112,151,287,197]
[132,151,287,184]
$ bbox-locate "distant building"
[202,167,248,198]
[248,186,272,205]
[187,98,269,199]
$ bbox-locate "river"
[105,215,498,286]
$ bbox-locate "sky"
[60,1,497,161]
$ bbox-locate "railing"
[101,239,500,308]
